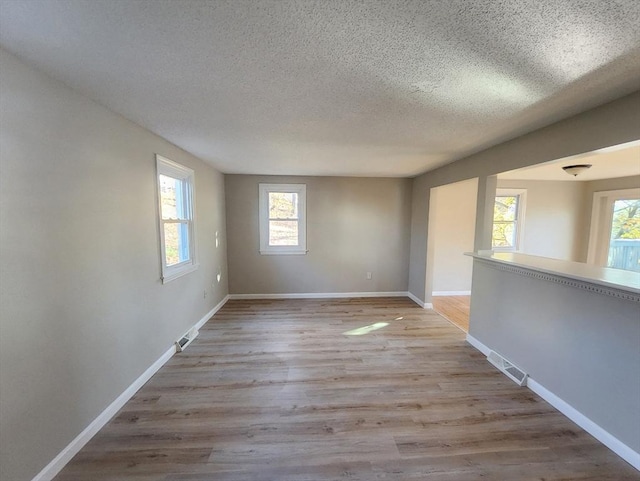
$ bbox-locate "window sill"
[161,263,199,283]
[259,250,308,256]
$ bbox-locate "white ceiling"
[498,141,640,181]
[1,1,639,177]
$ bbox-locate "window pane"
[494,196,518,222]
[269,192,298,219]
[159,174,179,219]
[269,220,299,246]
[164,222,190,266]
[607,199,640,272]
[492,222,516,248]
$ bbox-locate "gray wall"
[496,179,588,262]
[409,91,640,303]
[469,259,640,453]
[429,178,477,293]
[0,49,228,481]
[225,175,412,294]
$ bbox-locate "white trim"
[259,250,309,255]
[194,294,229,330]
[407,291,429,308]
[229,291,408,300]
[587,188,640,266]
[465,333,640,471]
[156,155,198,283]
[258,183,307,255]
[493,188,527,252]
[31,295,230,481]
[527,378,640,471]
[432,290,471,296]
[31,346,175,481]
[465,333,491,355]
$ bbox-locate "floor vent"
[487,351,528,386]
[175,327,199,352]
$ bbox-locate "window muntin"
[259,184,306,255]
[157,155,197,282]
[492,189,526,251]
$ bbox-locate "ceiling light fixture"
[562,164,592,177]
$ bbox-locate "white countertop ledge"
[466,251,640,294]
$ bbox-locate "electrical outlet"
[366,272,372,280]
[203,289,207,299]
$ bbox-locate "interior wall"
[496,179,587,262]
[225,175,412,294]
[409,90,640,303]
[0,48,229,481]
[469,259,640,454]
[585,174,640,194]
[429,178,478,294]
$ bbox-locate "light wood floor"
[54,298,637,480]
[432,296,470,332]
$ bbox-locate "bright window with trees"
[609,198,640,271]
[259,183,307,255]
[492,189,526,251]
[588,188,640,272]
[156,155,197,282]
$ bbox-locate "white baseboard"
[194,294,229,330]
[465,333,639,471]
[31,346,175,481]
[407,292,432,309]
[32,294,230,481]
[465,333,491,355]
[228,291,409,300]
[527,378,640,471]
[432,290,471,296]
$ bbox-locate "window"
[156,155,197,282]
[492,189,526,251]
[259,183,307,255]
[588,188,640,272]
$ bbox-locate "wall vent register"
[488,350,528,386]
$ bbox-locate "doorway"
[427,178,478,332]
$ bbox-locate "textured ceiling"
[1,0,640,177]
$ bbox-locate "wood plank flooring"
[54,298,638,480]
[432,296,470,332]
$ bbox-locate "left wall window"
[156,155,197,283]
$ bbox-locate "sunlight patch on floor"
[343,322,389,336]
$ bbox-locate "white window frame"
[259,183,307,255]
[492,188,527,252]
[587,188,640,266]
[156,155,198,283]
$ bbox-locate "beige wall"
[429,178,478,294]
[585,175,640,194]
[496,179,588,262]
[225,175,412,294]
[0,49,228,481]
[409,91,640,303]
